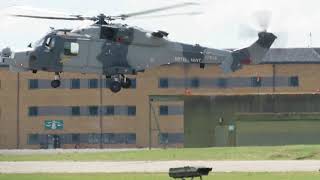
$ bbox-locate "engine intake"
[152,30,169,38]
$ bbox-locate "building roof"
[262,48,320,64]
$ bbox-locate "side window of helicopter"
[64,42,79,56]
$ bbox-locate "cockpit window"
[45,37,51,47]
[45,37,55,49]
[64,42,79,56]
[33,37,45,48]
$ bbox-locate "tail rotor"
[239,10,288,48]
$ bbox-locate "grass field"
[0,173,319,180]
[1,145,320,161]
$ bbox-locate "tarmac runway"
[1,160,320,173]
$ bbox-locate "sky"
[0,0,320,50]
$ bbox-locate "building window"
[103,133,136,144]
[89,79,98,89]
[28,107,38,116]
[289,76,299,87]
[106,106,114,116]
[190,78,199,88]
[159,106,169,116]
[88,134,100,144]
[28,134,39,145]
[127,106,136,116]
[102,133,114,144]
[217,78,227,88]
[159,105,183,116]
[89,106,99,116]
[71,79,80,89]
[72,134,80,144]
[29,79,39,89]
[159,133,184,144]
[130,79,137,89]
[105,79,112,88]
[159,78,169,88]
[71,106,80,116]
[251,77,262,87]
[159,133,169,144]
[126,134,136,144]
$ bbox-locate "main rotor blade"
[131,12,203,19]
[117,2,199,19]
[11,14,86,21]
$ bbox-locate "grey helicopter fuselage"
[14,24,231,75]
[3,23,276,93]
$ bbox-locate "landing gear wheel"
[121,78,132,89]
[51,80,61,88]
[110,81,122,93]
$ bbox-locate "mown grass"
[1,145,320,161]
[0,173,319,180]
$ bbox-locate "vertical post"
[272,64,276,113]
[272,64,276,93]
[99,75,103,149]
[148,97,152,150]
[309,32,313,48]
[16,72,20,149]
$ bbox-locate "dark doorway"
[53,135,61,149]
[46,134,61,149]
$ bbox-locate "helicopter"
[0,2,276,93]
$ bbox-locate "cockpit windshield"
[45,37,55,49]
[32,36,46,48]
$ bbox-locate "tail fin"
[227,32,277,72]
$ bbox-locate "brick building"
[1,48,320,149]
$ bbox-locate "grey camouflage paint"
[4,24,276,76]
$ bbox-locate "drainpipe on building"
[148,97,152,150]
[272,64,276,93]
[99,74,103,149]
[272,64,276,113]
[16,72,20,149]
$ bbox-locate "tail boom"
[229,32,277,71]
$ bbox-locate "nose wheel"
[110,81,122,93]
[51,73,61,88]
[109,75,132,93]
[51,80,61,88]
